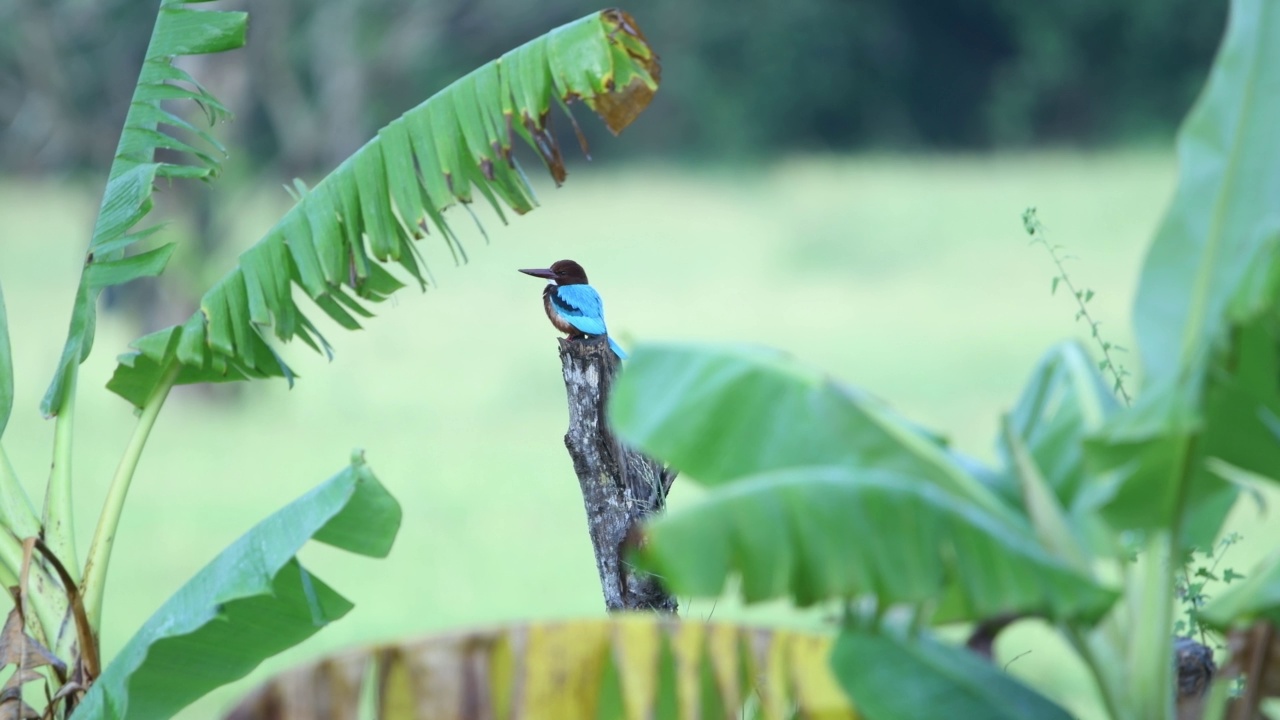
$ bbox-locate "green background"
[2,152,1274,718]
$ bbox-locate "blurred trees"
[2,0,1226,174]
[1,0,158,172]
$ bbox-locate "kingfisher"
[519,259,627,359]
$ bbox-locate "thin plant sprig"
[1175,532,1245,648]
[1023,207,1133,406]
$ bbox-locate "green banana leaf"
[69,453,401,719]
[1092,0,1280,546]
[1128,0,1280,388]
[42,0,246,417]
[637,466,1116,622]
[106,9,660,409]
[831,623,1073,720]
[608,343,1013,520]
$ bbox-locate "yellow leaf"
[664,619,706,720]
[612,616,661,720]
[224,617,858,720]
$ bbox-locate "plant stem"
[0,527,30,600]
[0,554,16,593]
[0,444,39,540]
[1064,625,1128,720]
[43,372,80,584]
[1176,560,1211,647]
[81,361,180,632]
[1140,431,1200,720]
[0,524,67,651]
[4,446,78,655]
[1129,531,1176,720]
[1198,675,1232,720]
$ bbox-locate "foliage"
[0,284,11,438]
[1205,548,1280,628]
[1176,533,1245,646]
[608,0,1280,717]
[611,345,1115,620]
[78,9,660,410]
[1024,208,1133,405]
[1,0,1226,172]
[1027,189,1252,671]
[224,616,854,720]
[39,0,246,419]
[0,2,661,718]
[74,455,399,719]
[832,622,1072,720]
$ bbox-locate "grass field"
[0,151,1271,718]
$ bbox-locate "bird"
[519,259,627,359]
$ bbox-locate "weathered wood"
[558,335,677,613]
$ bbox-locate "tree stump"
[557,335,677,613]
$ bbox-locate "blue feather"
[551,284,626,359]
[551,284,608,336]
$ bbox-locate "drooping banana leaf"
[608,343,1014,520]
[69,453,400,720]
[223,616,855,720]
[832,622,1073,720]
[41,0,246,417]
[637,466,1116,623]
[105,9,661,409]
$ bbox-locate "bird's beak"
[519,268,556,279]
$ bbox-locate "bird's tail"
[608,336,628,360]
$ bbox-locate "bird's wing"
[551,284,608,335]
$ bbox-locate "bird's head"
[519,259,589,285]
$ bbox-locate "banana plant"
[608,0,1280,718]
[0,2,659,717]
[224,616,855,720]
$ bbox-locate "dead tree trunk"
[558,335,677,613]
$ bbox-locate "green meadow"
[1,152,1271,718]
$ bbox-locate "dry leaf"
[0,608,63,678]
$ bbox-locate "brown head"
[518,259,589,285]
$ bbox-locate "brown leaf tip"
[594,9,662,136]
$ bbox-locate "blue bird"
[519,259,627,359]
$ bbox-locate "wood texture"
[558,335,676,613]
